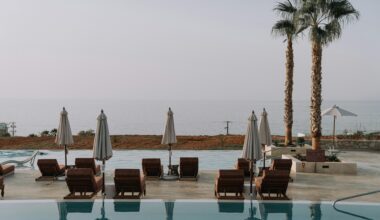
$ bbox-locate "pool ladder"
[333,190,380,220]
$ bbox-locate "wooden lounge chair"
[0,176,4,197]
[270,159,292,175]
[235,158,250,177]
[75,158,101,175]
[179,157,199,180]
[36,159,65,181]
[255,170,290,200]
[64,168,103,199]
[142,158,163,179]
[0,164,15,177]
[114,169,146,199]
[214,169,244,200]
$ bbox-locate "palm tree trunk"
[284,39,294,146]
[310,40,323,150]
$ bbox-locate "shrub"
[28,134,37,137]
[40,130,50,137]
[78,129,95,136]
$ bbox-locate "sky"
[0,0,379,101]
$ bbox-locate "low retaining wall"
[265,145,311,157]
[282,154,357,175]
[319,140,380,151]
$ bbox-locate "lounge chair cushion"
[236,158,250,177]
[114,169,146,197]
[66,168,103,194]
[37,159,65,177]
[142,159,162,177]
[75,158,101,175]
[0,164,15,176]
[180,157,198,178]
[215,169,244,197]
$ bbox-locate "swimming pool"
[0,150,272,171]
[0,200,378,220]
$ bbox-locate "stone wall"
[319,140,380,151]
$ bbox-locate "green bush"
[78,129,95,136]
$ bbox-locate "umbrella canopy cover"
[55,107,74,146]
[161,108,177,145]
[93,110,113,161]
[322,105,357,117]
[241,111,262,161]
[259,108,272,146]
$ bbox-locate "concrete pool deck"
[0,151,379,202]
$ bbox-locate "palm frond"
[272,19,297,38]
[298,0,359,45]
[274,0,297,19]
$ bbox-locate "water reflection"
[218,201,245,213]
[310,202,322,220]
[258,201,293,220]
[165,201,175,220]
[57,201,94,220]
[113,201,141,212]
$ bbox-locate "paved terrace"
[1,151,379,202]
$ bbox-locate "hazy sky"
[0,0,378,101]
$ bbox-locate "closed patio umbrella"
[93,110,113,194]
[322,105,357,149]
[241,111,261,195]
[164,201,175,220]
[161,107,177,174]
[259,108,272,168]
[55,107,74,169]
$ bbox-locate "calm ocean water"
[0,99,379,136]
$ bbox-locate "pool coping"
[1,199,379,206]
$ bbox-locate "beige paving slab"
[0,151,379,202]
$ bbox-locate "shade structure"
[93,110,113,193]
[259,108,272,147]
[55,107,74,169]
[241,111,261,195]
[161,107,177,170]
[322,105,357,149]
[259,108,272,169]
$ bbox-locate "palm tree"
[298,0,359,150]
[272,0,299,146]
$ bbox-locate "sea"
[0,99,379,137]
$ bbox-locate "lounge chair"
[0,164,15,177]
[214,169,244,200]
[259,159,292,177]
[0,150,39,168]
[179,157,199,180]
[270,159,292,175]
[142,158,163,179]
[75,158,101,175]
[255,170,290,200]
[114,169,146,199]
[0,176,4,197]
[64,168,103,199]
[235,158,250,177]
[36,159,65,181]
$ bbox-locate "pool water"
[0,200,378,220]
[0,150,272,171]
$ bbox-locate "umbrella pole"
[250,160,253,195]
[64,145,67,169]
[169,143,172,174]
[333,116,336,150]
[102,160,105,194]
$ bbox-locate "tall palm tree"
[298,0,359,150]
[272,0,299,146]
